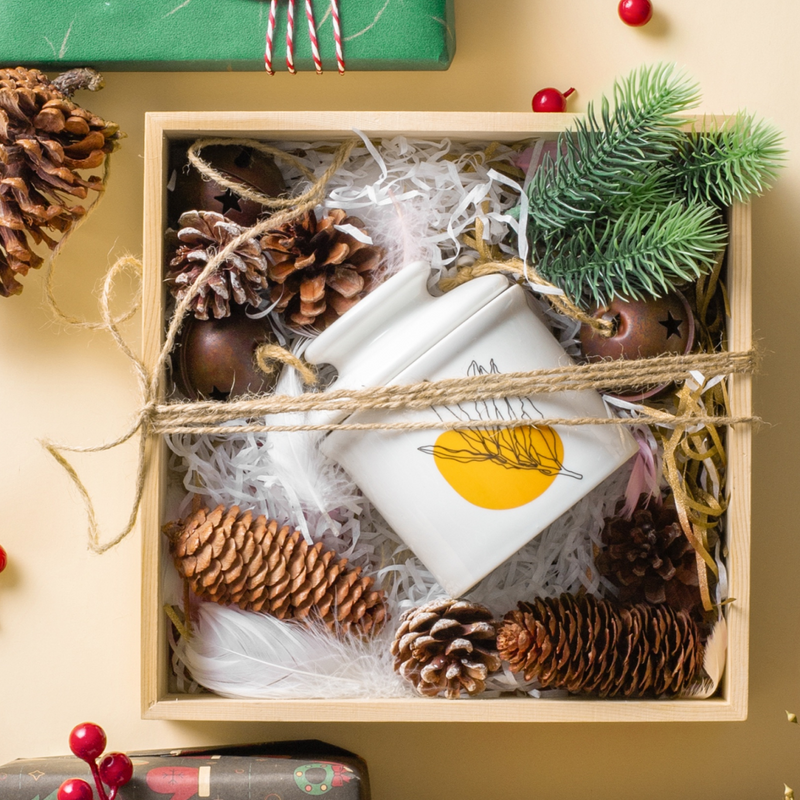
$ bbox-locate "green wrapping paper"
[0,0,455,71]
[0,741,370,799]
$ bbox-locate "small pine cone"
[497,594,704,698]
[166,210,269,320]
[391,598,501,699]
[0,67,121,297]
[163,501,387,634]
[596,497,703,616]
[261,208,384,330]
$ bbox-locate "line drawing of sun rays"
[418,360,583,480]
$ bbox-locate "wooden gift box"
[141,111,752,722]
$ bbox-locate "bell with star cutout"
[579,290,695,401]
[167,143,286,229]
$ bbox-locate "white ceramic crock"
[305,261,637,597]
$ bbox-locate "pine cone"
[391,598,501,699]
[596,498,702,615]
[497,594,704,697]
[166,210,269,320]
[0,67,120,297]
[163,501,387,634]
[261,208,384,330]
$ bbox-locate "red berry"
[69,723,107,763]
[618,0,653,26]
[0,545,6,573]
[532,87,575,113]
[99,753,133,789]
[58,779,94,800]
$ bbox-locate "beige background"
[1,0,799,796]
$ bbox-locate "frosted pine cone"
[391,598,501,699]
[163,501,387,634]
[261,208,384,330]
[0,67,120,296]
[166,210,269,320]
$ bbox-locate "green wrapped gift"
[0,0,455,72]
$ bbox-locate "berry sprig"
[618,0,653,26]
[57,723,133,800]
[532,87,575,113]
[0,544,7,573]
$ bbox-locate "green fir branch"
[673,112,786,206]
[535,201,728,306]
[586,165,681,220]
[526,63,701,233]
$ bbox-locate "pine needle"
[518,63,784,305]
[526,63,701,232]
[674,112,786,206]
[536,201,728,306]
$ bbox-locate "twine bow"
[42,138,359,554]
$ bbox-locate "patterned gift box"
[0,741,369,799]
[0,0,455,72]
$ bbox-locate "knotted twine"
[42,136,757,614]
[42,138,358,553]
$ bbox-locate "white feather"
[178,603,410,700]
[265,354,363,541]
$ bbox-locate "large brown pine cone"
[596,498,702,616]
[166,210,270,320]
[391,598,501,699]
[262,208,384,330]
[163,501,387,634]
[0,67,120,297]
[497,594,704,698]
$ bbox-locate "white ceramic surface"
[312,264,637,596]
[305,260,509,424]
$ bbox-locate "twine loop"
[256,343,318,385]
[442,216,616,337]
[43,137,356,553]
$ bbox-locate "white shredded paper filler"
[163,135,724,700]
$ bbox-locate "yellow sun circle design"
[432,425,565,510]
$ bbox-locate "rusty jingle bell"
[172,306,278,401]
[579,290,695,401]
[167,143,286,229]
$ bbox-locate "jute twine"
[441,214,616,336]
[42,137,358,553]
[40,135,757,611]
[147,350,756,435]
[255,343,318,386]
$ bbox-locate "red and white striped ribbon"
[286,0,296,74]
[305,0,323,73]
[330,0,345,74]
[264,0,278,74]
[264,0,344,75]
